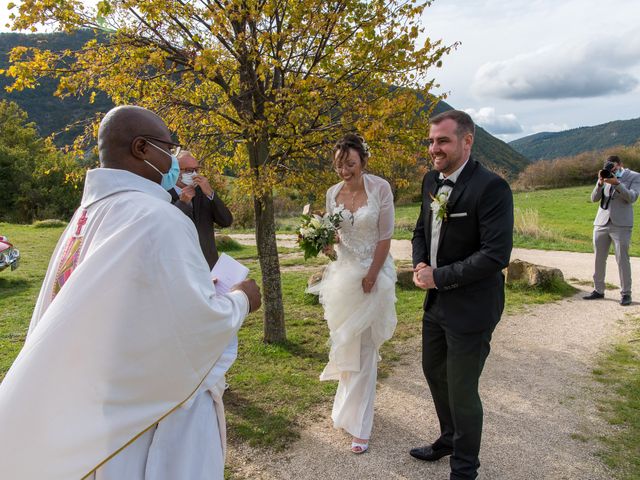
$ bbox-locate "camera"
[599,161,616,179]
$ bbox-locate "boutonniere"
[429,191,450,222]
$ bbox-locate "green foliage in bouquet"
[296,211,343,260]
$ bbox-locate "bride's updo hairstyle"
[333,133,371,170]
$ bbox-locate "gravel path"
[226,235,640,479]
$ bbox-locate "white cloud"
[530,122,570,134]
[464,107,523,134]
[472,31,640,100]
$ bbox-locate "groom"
[411,110,513,479]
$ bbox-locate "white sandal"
[351,441,369,454]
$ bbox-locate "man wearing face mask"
[170,151,233,269]
[584,155,640,306]
[0,105,261,480]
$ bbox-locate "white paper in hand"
[211,252,250,294]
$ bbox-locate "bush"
[226,189,255,229]
[216,234,243,252]
[0,101,85,223]
[394,163,429,205]
[226,186,311,230]
[514,208,555,240]
[32,219,68,228]
[514,143,640,190]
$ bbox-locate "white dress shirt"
[430,159,469,269]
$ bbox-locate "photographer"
[584,155,640,305]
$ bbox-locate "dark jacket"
[412,158,513,333]
[170,187,233,269]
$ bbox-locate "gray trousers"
[593,222,632,296]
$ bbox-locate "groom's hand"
[413,262,427,289]
[414,264,436,289]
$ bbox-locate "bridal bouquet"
[296,205,343,260]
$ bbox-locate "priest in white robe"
[0,106,261,480]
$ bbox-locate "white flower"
[430,192,450,221]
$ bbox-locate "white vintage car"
[0,235,20,272]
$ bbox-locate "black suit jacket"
[412,158,513,333]
[170,187,233,269]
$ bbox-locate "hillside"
[1,31,529,174]
[0,30,113,146]
[510,117,640,161]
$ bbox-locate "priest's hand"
[179,185,196,202]
[233,279,262,313]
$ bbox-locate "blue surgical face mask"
[615,168,624,178]
[145,142,180,190]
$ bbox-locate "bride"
[317,133,397,454]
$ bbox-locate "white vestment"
[0,168,248,480]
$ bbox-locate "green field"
[0,223,65,379]
[12,185,612,251]
[253,184,638,254]
[513,185,640,255]
[390,185,640,256]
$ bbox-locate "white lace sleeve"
[326,182,343,215]
[325,185,333,215]
[366,175,394,241]
[377,180,394,241]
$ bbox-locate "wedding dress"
[318,173,397,439]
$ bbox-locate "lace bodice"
[332,203,379,265]
[327,174,395,267]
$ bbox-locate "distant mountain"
[0,31,530,174]
[510,118,640,161]
[432,100,530,174]
[0,30,113,146]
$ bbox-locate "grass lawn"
[512,185,640,255]
[593,316,640,479]
[0,222,66,381]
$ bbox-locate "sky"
[419,0,640,140]
[1,0,639,142]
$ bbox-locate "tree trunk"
[254,190,286,343]
[248,140,286,343]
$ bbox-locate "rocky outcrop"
[505,259,564,287]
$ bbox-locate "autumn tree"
[0,100,84,222]
[5,0,454,342]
